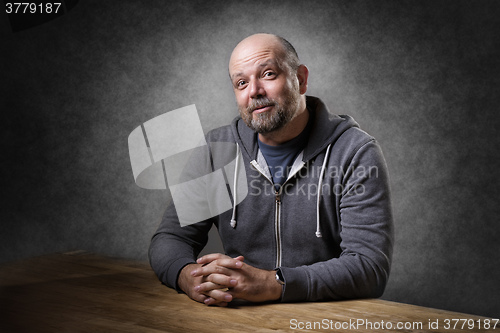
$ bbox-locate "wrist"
[177,263,200,293]
[268,269,283,301]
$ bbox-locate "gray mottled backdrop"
[2,0,499,318]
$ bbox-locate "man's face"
[229,41,302,134]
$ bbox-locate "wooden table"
[1,252,498,333]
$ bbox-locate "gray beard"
[239,90,300,134]
[246,102,292,134]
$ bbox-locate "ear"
[296,64,309,95]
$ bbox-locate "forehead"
[229,39,285,78]
[230,52,279,79]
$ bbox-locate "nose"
[248,79,265,99]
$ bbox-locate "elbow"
[354,277,387,300]
[362,248,392,299]
[367,280,387,299]
[361,264,390,299]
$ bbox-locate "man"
[149,33,394,307]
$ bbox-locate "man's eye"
[264,71,276,78]
[237,80,246,87]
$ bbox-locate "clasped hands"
[177,253,282,306]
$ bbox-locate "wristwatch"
[275,268,285,285]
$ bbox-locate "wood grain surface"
[1,251,498,332]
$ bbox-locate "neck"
[258,106,309,146]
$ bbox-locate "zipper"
[251,159,306,268]
[251,160,282,267]
[275,190,282,267]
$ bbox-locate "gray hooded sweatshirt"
[149,96,394,302]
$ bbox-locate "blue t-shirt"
[258,115,311,189]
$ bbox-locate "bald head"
[229,33,300,76]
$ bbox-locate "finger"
[195,280,229,293]
[191,260,242,277]
[202,296,229,307]
[203,297,217,306]
[203,289,233,305]
[203,274,238,289]
[234,255,245,261]
[194,281,217,293]
[205,299,229,307]
[192,293,208,304]
[215,258,244,269]
[197,253,230,265]
[192,265,231,277]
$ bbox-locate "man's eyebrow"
[231,72,243,80]
[258,60,278,68]
[230,60,279,80]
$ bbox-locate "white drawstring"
[229,141,331,236]
[230,143,240,228]
[316,144,332,237]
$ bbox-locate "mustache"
[246,98,277,113]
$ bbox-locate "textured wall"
[2,0,499,318]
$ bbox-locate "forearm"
[149,202,213,289]
[279,253,390,302]
[149,234,197,289]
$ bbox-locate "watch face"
[276,271,285,285]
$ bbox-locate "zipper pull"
[275,191,281,203]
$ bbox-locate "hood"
[230,95,359,162]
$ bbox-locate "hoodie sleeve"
[149,201,213,291]
[148,142,218,291]
[279,139,394,302]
